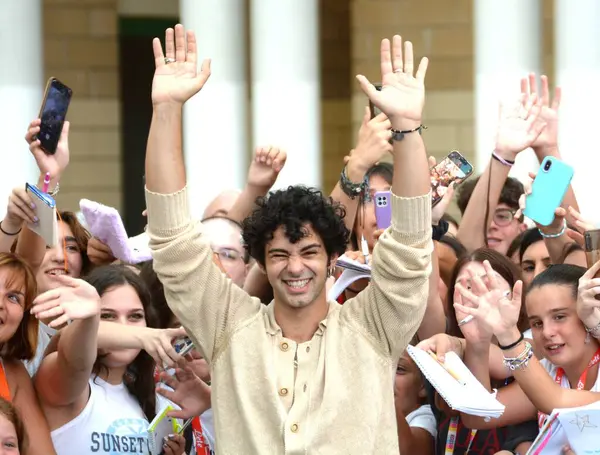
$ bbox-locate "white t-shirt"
[24,323,56,376]
[540,359,600,391]
[405,404,437,438]
[51,376,167,454]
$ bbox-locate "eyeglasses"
[212,247,244,263]
[493,208,518,227]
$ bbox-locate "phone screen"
[38,79,72,155]
[431,152,473,206]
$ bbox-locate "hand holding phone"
[36,78,72,155]
[374,191,392,230]
[523,157,574,226]
[431,151,473,206]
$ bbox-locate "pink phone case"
[79,199,151,264]
[374,191,392,230]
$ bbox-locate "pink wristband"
[491,151,515,167]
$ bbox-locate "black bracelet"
[339,166,366,200]
[498,333,524,350]
[0,221,22,236]
[491,152,515,166]
[391,124,427,142]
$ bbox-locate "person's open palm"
[158,365,212,420]
[495,94,546,157]
[521,73,560,150]
[356,35,428,126]
[25,118,70,180]
[31,275,101,328]
[151,24,211,106]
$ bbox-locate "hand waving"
[521,73,561,151]
[454,261,523,342]
[356,35,428,128]
[31,275,101,328]
[151,24,211,106]
[246,146,287,190]
[157,365,211,419]
[25,118,70,180]
[494,94,546,160]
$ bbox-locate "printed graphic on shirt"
[90,418,149,454]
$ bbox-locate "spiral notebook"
[147,403,181,455]
[407,345,505,418]
[25,183,58,247]
[327,254,371,301]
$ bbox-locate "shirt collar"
[265,300,338,337]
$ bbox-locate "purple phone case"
[374,191,392,230]
[79,199,151,264]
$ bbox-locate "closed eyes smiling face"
[266,225,329,310]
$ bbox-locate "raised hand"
[495,94,546,161]
[577,261,600,327]
[157,365,211,420]
[151,24,211,106]
[31,275,100,328]
[356,35,428,129]
[246,146,287,190]
[521,73,561,151]
[454,261,524,345]
[4,187,37,228]
[350,107,393,171]
[566,206,595,247]
[25,118,70,181]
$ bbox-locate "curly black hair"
[242,186,350,267]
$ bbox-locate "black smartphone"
[37,78,72,155]
[369,83,382,118]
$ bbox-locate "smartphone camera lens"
[543,160,552,172]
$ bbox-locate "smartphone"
[584,230,600,284]
[374,191,392,230]
[431,151,473,207]
[173,337,194,356]
[524,157,574,227]
[369,83,382,118]
[36,78,72,155]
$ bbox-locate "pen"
[427,350,467,386]
[42,172,50,194]
[361,235,370,265]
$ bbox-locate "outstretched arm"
[144,25,260,363]
[344,36,432,361]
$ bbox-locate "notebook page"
[407,346,504,417]
[556,401,600,454]
[336,254,371,274]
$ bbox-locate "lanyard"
[0,361,10,401]
[191,416,212,455]
[537,347,600,428]
[445,416,477,454]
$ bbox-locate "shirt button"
[280,342,289,351]
[279,388,288,396]
[291,424,299,433]
[306,346,310,353]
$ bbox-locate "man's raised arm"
[344,35,433,362]
[144,25,260,362]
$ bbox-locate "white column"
[555,0,600,222]
[180,0,248,219]
[250,0,321,190]
[474,0,541,183]
[0,0,42,218]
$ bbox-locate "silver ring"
[164,57,175,64]
[394,69,402,73]
[458,315,474,326]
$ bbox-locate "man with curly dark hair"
[144,26,432,454]
[241,185,349,312]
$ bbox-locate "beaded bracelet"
[539,219,567,239]
[502,341,533,371]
